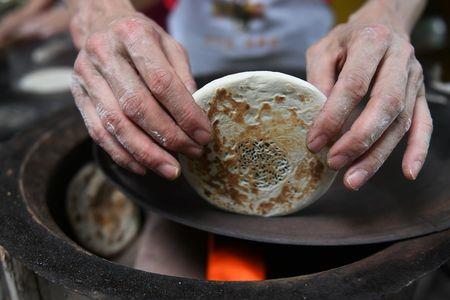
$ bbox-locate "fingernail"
[193,129,211,145]
[408,161,423,180]
[128,162,146,175]
[328,154,349,170]
[307,134,328,153]
[156,163,180,180]
[345,169,369,191]
[186,146,204,158]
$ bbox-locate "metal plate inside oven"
[96,104,450,246]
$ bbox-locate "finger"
[113,19,211,145]
[402,85,432,180]
[327,45,414,170]
[160,35,197,94]
[73,53,181,180]
[140,20,197,93]
[343,123,404,191]
[306,42,343,97]
[70,75,146,175]
[307,25,391,153]
[342,65,421,190]
[83,34,203,157]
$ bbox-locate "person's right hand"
[13,5,69,41]
[0,0,56,46]
[70,11,211,180]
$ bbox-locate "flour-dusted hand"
[306,0,432,190]
[69,0,211,179]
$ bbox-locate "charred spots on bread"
[274,95,285,103]
[257,201,275,215]
[256,102,272,121]
[188,86,327,212]
[208,88,250,125]
[310,159,325,183]
[180,72,336,216]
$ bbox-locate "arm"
[67,0,135,48]
[68,0,211,179]
[306,0,432,190]
[0,0,55,45]
[68,0,161,48]
[354,0,428,34]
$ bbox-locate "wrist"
[349,0,426,35]
[68,0,136,47]
[69,0,136,31]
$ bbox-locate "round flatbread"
[66,163,141,257]
[17,67,72,94]
[179,71,337,216]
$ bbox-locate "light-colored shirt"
[168,0,334,76]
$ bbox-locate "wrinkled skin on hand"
[70,0,431,191]
[70,11,211,180]
[306,18,432,190]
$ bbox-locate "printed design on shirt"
[212,0,265,30]
[205,0,279,51]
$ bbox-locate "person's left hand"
[306,14,432,190]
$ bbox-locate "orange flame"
[206,234,266,281]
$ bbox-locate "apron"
[168,0,334,76]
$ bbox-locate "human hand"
[70,8,211,180]
[14,5,69,41]
[306,5,432,190]
[0,0,57,46]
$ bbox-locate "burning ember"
[207,235,266,281]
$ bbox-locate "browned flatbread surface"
[180,72,337,216]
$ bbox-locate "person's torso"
[168,0,334,76]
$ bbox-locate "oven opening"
[45,140,391,281]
